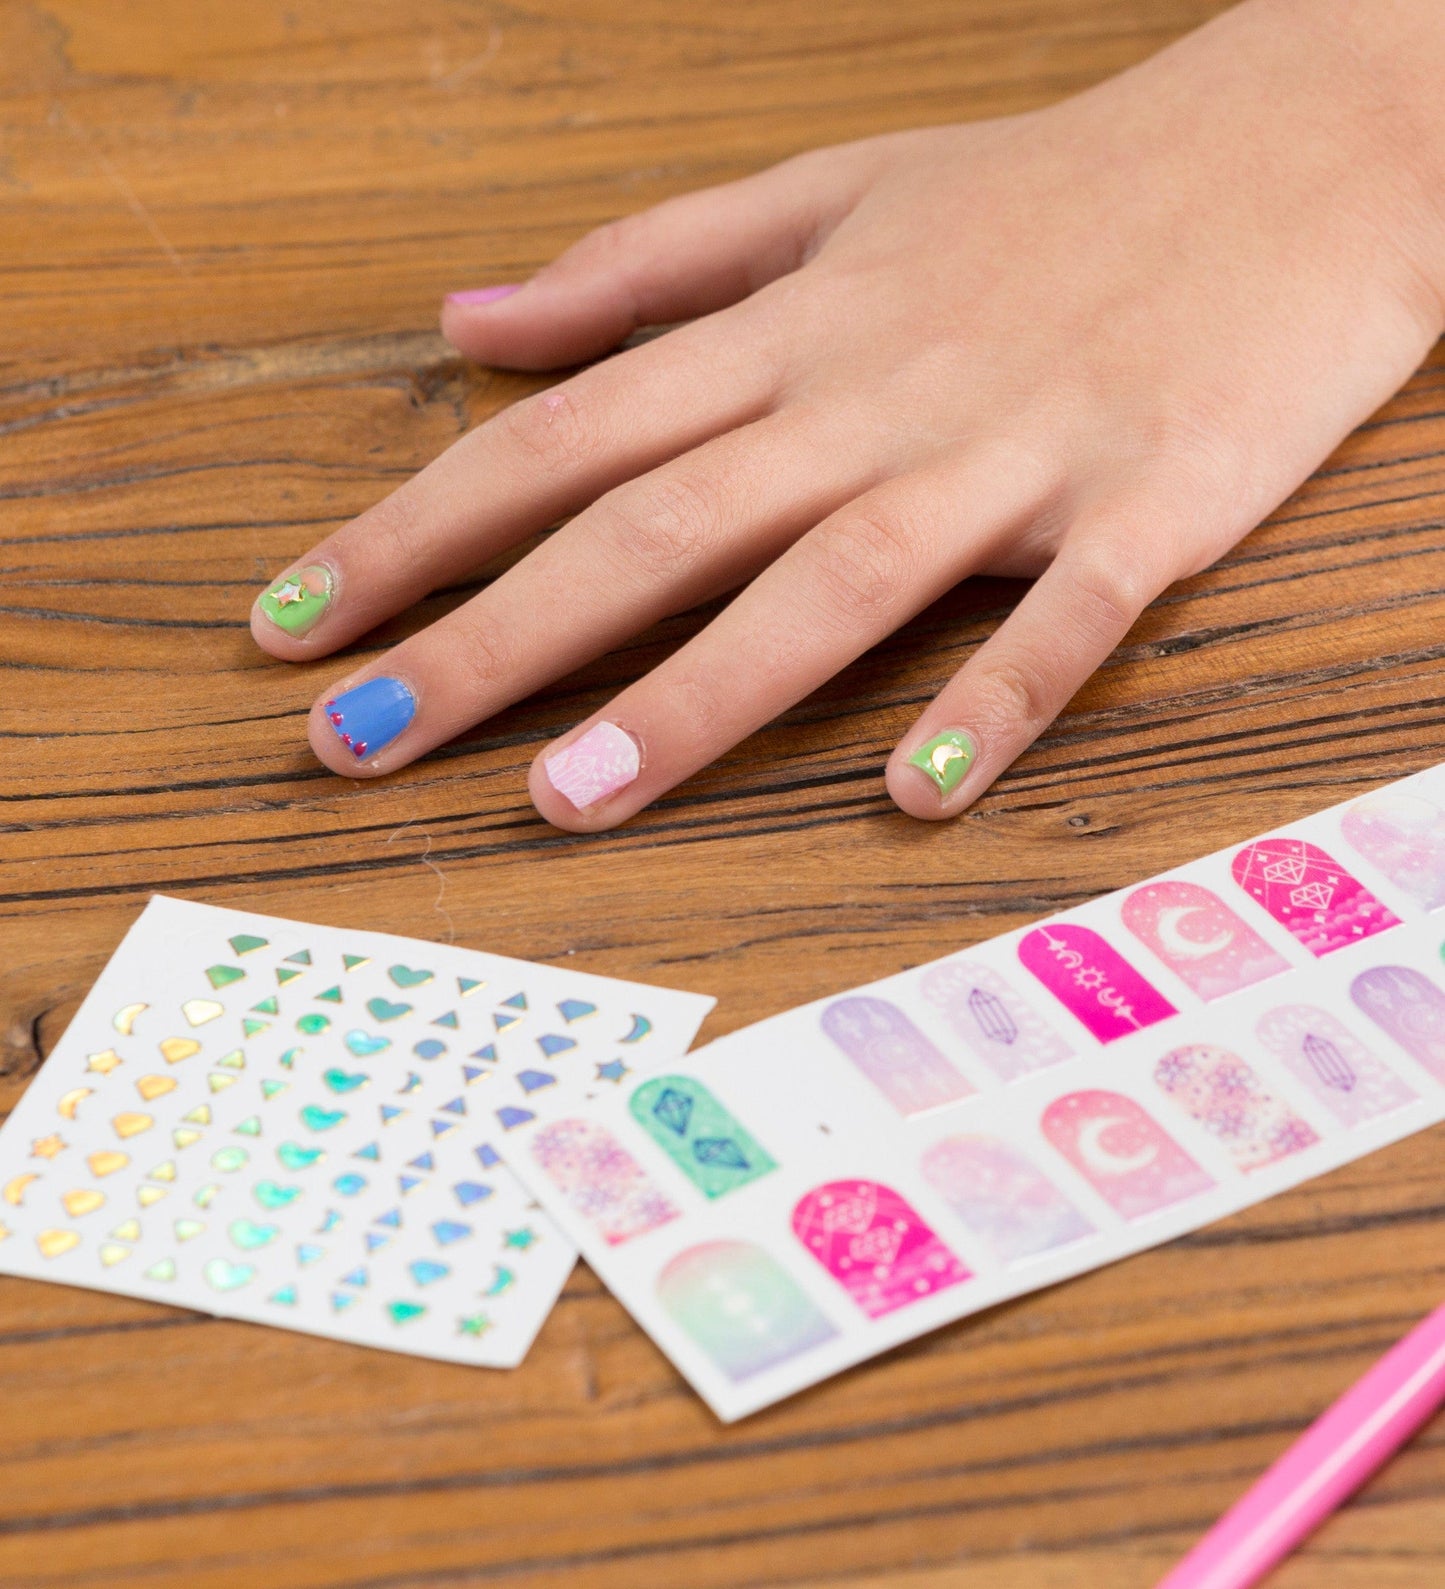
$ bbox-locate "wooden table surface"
[3,2,1443,1585]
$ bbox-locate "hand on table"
[252,0,1445,829]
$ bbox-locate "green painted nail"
[907,730,976,795]
[258,565,333,637]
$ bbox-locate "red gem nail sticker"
[1041,1089,1214,1219]
[1121,880,1289,1001]
[919,1134,1094,1263]
[1153,1045,1319,1172]
[1017,924,1177,1043]
[791,1179,970,1319]
[1350,964,1445,1082]
[1255,1004,1416,1126]
[529,1117,678,1246]
[919,961,1073,1080]
[1230,838,1400,958]
[1340,790,1445,912]
[820,996,974,1116]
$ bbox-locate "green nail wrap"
[258,565,333,636]
[908,730,976,795]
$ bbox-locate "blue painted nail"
[324,678,416,761]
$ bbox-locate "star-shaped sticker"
[273,579,306,607]
[502,1226,537,1251]
[595,1058,629,1083]
[457,1312,493,1338]
[30,1134,67,1160]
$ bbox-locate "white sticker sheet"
[509,765,1445,1420]
[0,897,713,1367]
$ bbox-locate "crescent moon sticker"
[113,1002,148,1036]
[482,1265,515,1296]
[3,1174,38,1207]
[1154,905,1233,962]
[1075,1117,1157,1177]
[619,1014,652,1045]
[57,1087,94,1121]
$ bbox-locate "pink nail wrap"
[1340,789,1445,911]
[1153,1044,1319,1172]
[1121,880,1290,1001]
[543,721,640,810]
[529,1117,678,1246]
[1041,1089,1215,1219]
[1230,838,1400,957]
[819,996,974,1116]
[1350,964,1445,1082]
[1017,924,1178,1043]
[1255,1004,1416,1126]
[919,1134,1094,1263]
[791,1179,970,1319]
[919,961,1073,1080]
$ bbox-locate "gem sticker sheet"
[0,897,713,1367]
[509,765,1445,1420]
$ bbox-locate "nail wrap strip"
[543,722,640,810]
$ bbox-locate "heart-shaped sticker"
[253,1180,302,1210]
[322,1068,369,1094]
[366,997,412,1024]
[277,1141,325,1171]
[204,1258,255,1292]
[229,1218,280,1251]
[388,965,434,989]
[344,1030,391,1058]
[300,1105,346,1133]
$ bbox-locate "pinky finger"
[885,533,1168,819]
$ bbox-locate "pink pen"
[1156,1300,1445,1589]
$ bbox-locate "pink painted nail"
[445,284,522,306]
[543,721,641,811]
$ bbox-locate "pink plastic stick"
[1156,1300,1445,1589]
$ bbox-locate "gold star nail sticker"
[31,1134,67,1160]
[273,579,306,607]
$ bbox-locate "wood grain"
[1,2,1441,1585]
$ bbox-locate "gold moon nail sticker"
[159,1038,201,1065]
[61,1189,105,1217]
[57,1088,94,1121]
[3,1174,38,1206]
[136,1075,177,1101]
[88,1151,129,1178]
[113,1003,148,1036]
[86,1049,123,1075]
[111,1112,154,1139]
[182,999,224,1027]
[37,1229,80,1258]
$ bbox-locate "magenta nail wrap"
[1230,837,1401,956]
[1017,923,1177,1043]
[543,722,641,810]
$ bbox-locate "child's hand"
[252,0,1445,829]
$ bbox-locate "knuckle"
[357,487,429,567]
[592,471,726,587]
[451,613,516,701]
[499,384,605,477]
[975,653,1055,733]
[805,510,919,626]
[1065,538,1157,634]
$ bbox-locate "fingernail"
[446,284,522,306]
[324,678,416,762]
[543,721,641,810]
[907,730,976,796]
[257,565,334,637]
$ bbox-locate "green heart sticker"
[322,1068,368,1095]
[277,1141,324,1171]
[300,1105,346,1132]
[388,965,434,989]
[204,1258,256,1292]
[229,1218,280,1251]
